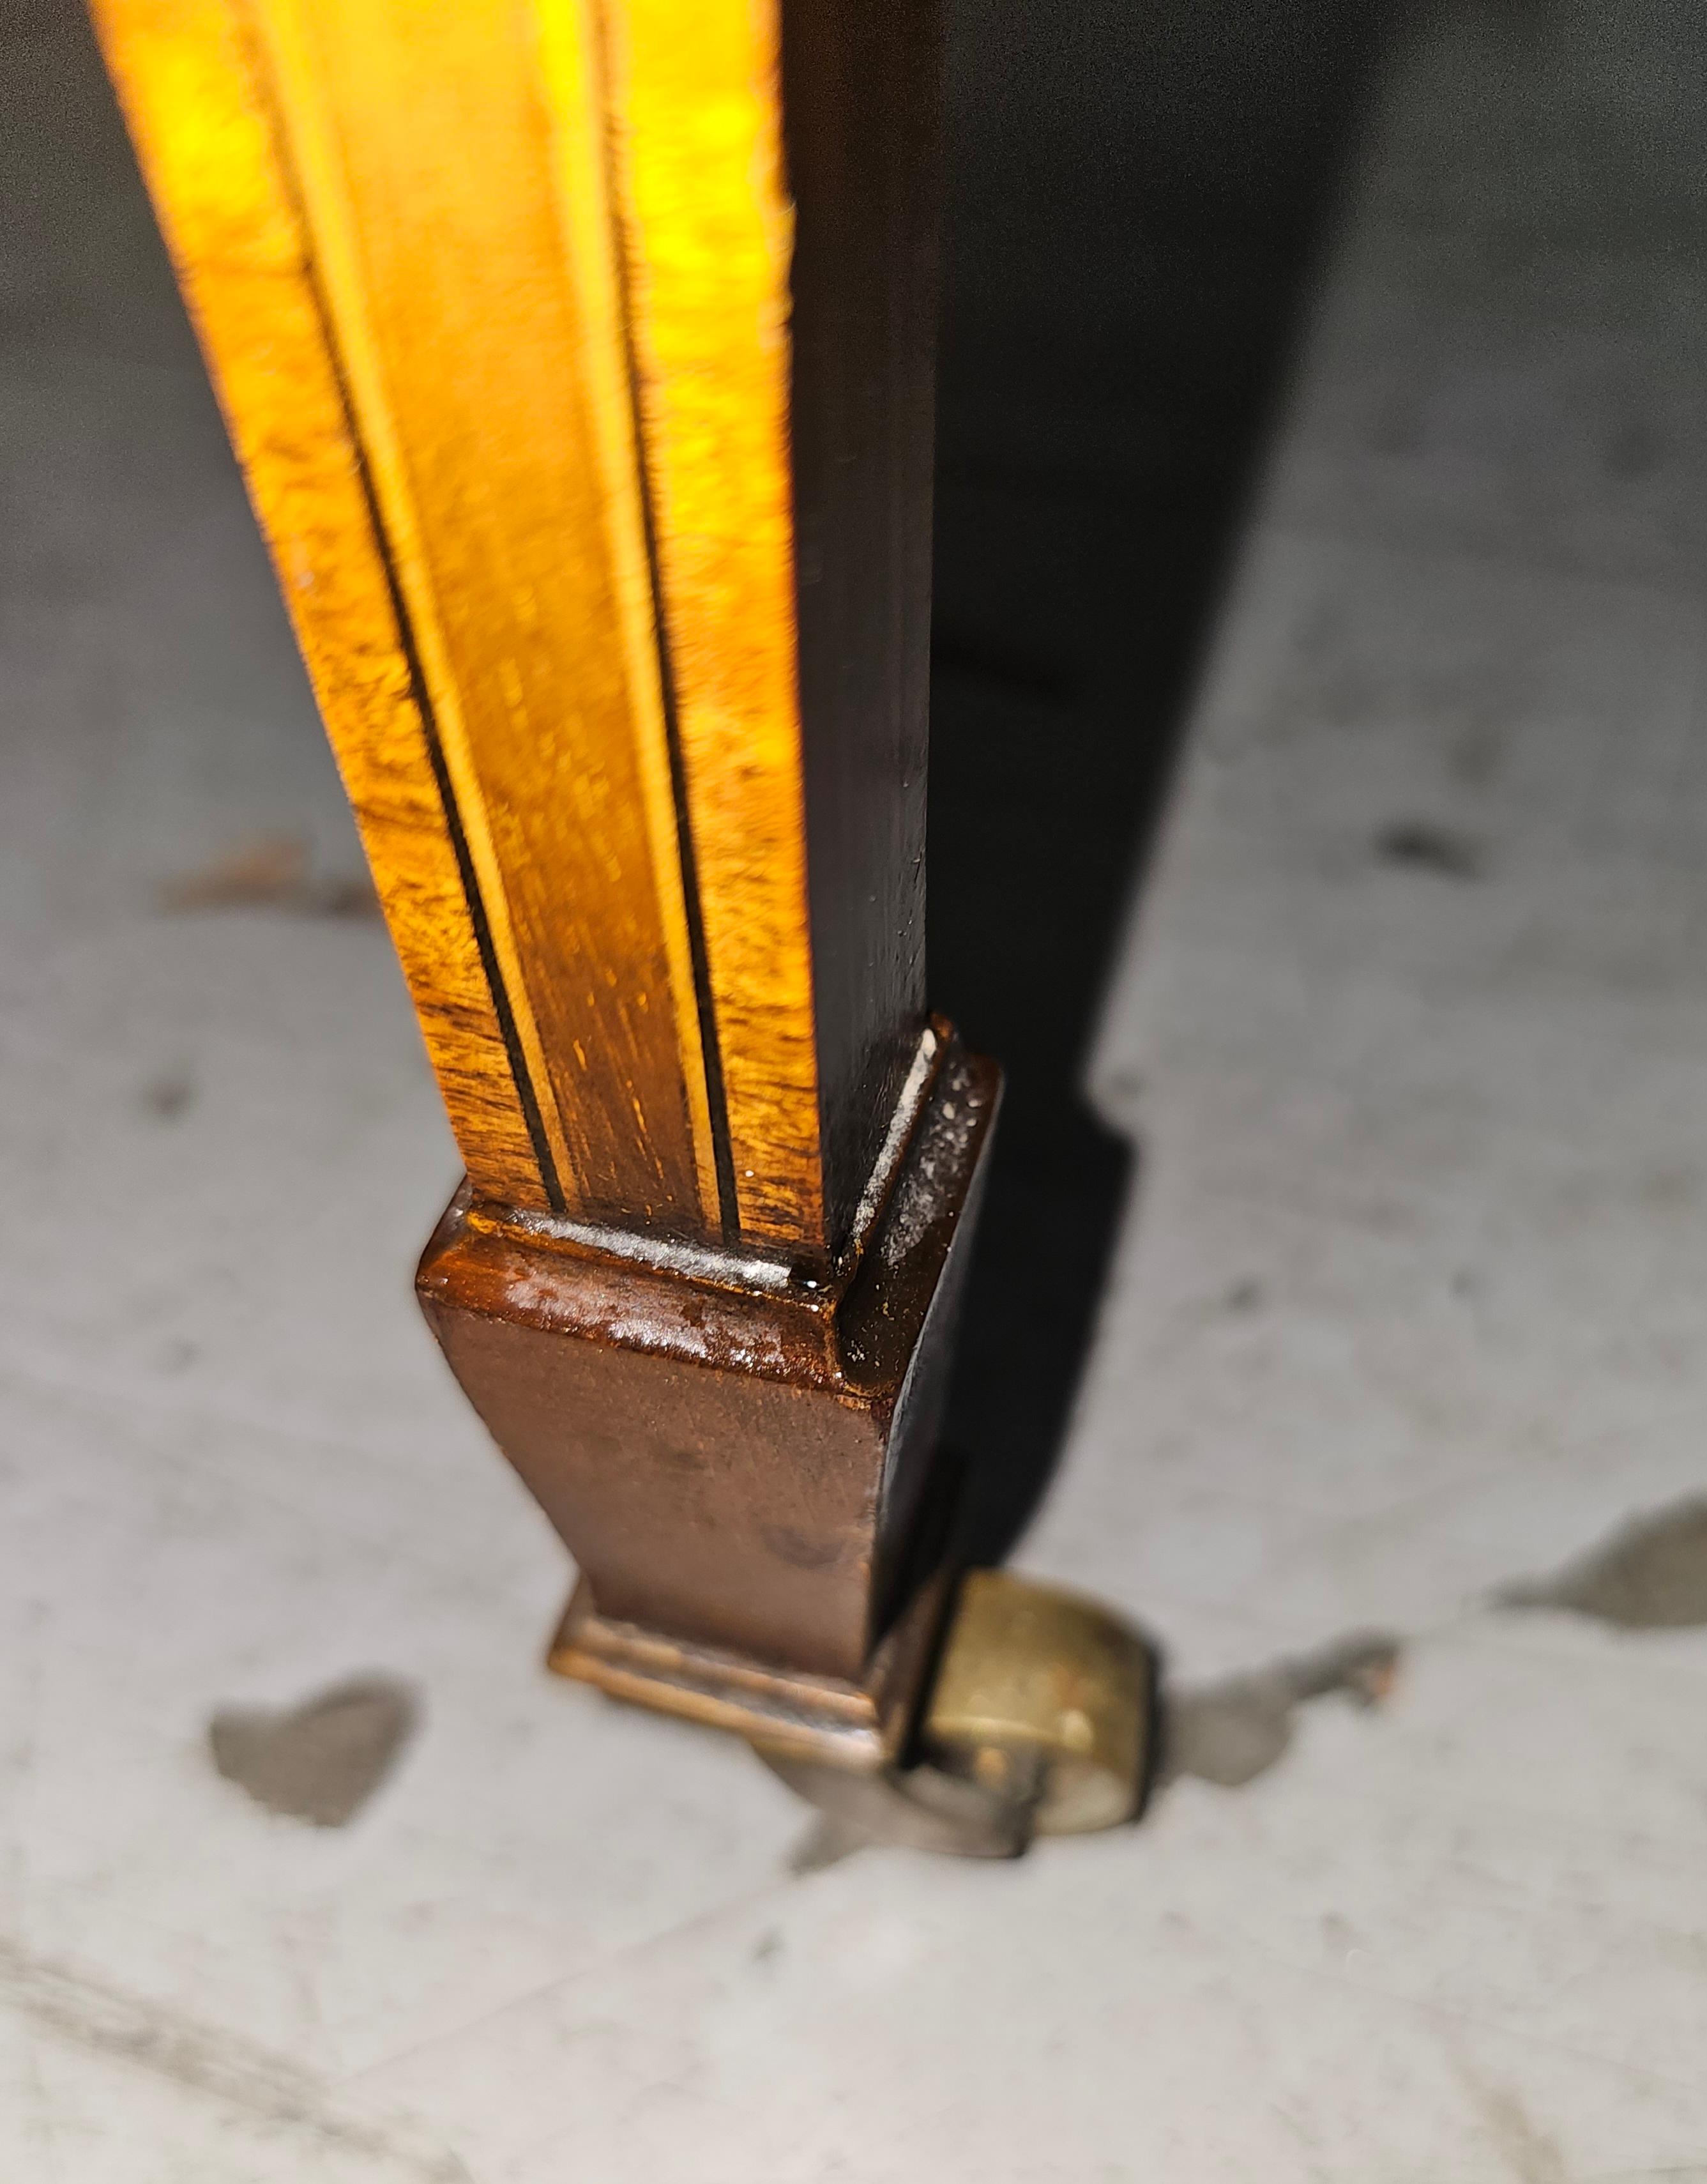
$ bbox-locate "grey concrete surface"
[6,1,1707,2176]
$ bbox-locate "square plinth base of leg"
[422,1032,998,1760]
[547,1581,888,1768]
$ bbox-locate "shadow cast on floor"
[928,0,1411,1563]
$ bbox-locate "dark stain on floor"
[1160,1630,1402,1791]
[159,835,381,918]
[778,1626,1407,1867]
[1496,1497,1707,1630]
[140,1067,195,1120]
[1375,819,1486,879]
[209,1675,419,1828]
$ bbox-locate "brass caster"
[757,1569,1158,1858]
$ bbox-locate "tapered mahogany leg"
[93,0,1151,1839]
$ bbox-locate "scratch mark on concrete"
[0,1934,467,2181]
[1460,2067,1568,2184]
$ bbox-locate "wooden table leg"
[90,0,1152,1837]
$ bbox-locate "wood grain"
[603,0,826,1248]
[89,0,554,1208]
[257,0,729,1234]
[95,0,945,1258]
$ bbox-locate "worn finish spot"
[1161,1631,1401,1790]
[1374,819,1485,878]
[761,1523,843,1571]
[209,1676,419,1827]
[1498,1498,1707,1629]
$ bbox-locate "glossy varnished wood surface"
[95,0,733,1232]
[93,0,943,1262]
[605,0,824,1248]
[92,0,977,1745]
[89,0,556,1209]
[258,0,721,1234]
[786,0,941,1248]
[419,1041,998,1682]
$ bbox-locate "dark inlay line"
[239,21,566,1214]
[589,0,741,1244]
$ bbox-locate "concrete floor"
[6,1,1707,2176]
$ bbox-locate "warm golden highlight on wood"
[94,0,987,1801]
[252,0,722,1235]
[603,0,824,1246]
[92,0,835,1248]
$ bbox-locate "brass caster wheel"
[757,1569,1158,1858]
